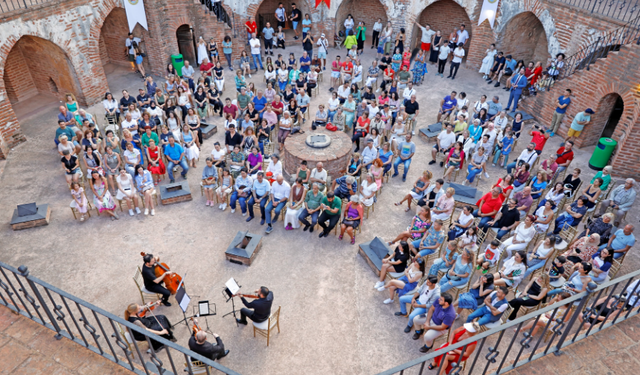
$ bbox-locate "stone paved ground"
[0,41,638,375]
[0,305,134,374]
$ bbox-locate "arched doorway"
[411,0,472,53]
[176,25,196,66]
[589,93,625,145]
[499,12,548,64]
[99,8,150,67]
[255,0,312,38]
[3,35,83,107]
[334,0,388,38]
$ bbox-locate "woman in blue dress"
[412,49,428,84]
[391,47,402,72]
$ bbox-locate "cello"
[140,252,183,295]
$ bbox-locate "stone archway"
[334,0,388,38]
[411,0,472,53]
[98,7,150,67]
[3,35,83,107]
[254,0,313,36]
[581,93,625,147]
[498,12,549,64]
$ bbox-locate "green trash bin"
[171,54,184,77]
[589,137,617,171]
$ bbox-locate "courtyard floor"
[0,42,638,375]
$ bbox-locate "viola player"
[234,286,274,325]
[189,320,229,361]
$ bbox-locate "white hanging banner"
[478,0,499,29]
[123,0,149,32]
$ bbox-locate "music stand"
[222,278,241,327]
[173,276,192,330]
[192,301,216,335]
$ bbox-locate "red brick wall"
[518,43,640,178]
[412,0,472,52]
[100,7,130,66]
[496,11,548,63]
[3,46,37,104]
[334,0,388,37]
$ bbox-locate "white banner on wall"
[123,0,149,32]
[478,0,499,29]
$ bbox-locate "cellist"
[188,318,229,361]
[142,253,173,306]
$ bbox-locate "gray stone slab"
[159,181,191,200]
[10,204,49,225]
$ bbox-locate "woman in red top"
[493,174,515,202]
[428,322,480,372]
[528,61,543,86]
[401,50,411,70]
[145,139,166,185]
[352,112,371,152]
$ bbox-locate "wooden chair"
[133,267,162,304]
[70,200,93,220]
[478,305,513,333]
[558,225,578,245]
[117,322,142,359]
[253,306,281,346]
[183,361,208,374]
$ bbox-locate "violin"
[191,317,203,335]
[138,300,161,318]
[141,252,183,295]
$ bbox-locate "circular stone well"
[283,131,352,179]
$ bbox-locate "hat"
[463,322,479,333]
[585,108,595,114]
[321,33,325,37]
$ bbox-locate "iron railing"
[378,269,640,375]
[555,0,640,22]
[559,13,640,80]
[0,261,240,375]
[200,0,234,34]
[0,0,54,14]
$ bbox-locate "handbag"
[326,123,337,131]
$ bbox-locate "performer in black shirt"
[235,286,274,325]
[142,253,173,306]
[188,323,229,361]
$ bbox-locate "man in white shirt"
[274,3,287,29]
[181,60,195,92]
[430,123,456,166]
[456,24,470,46]
[265,175,291,233]
[395,275,441,332]
[507,142,538,174]
[402,82,416,103]
[121,113,138,136]
[473,95,489,115]
[436,41,451,77]
[447,44,465,79]
[316,33,329,70]
[124,33,142,71]
[415,22,436,52]
[249,33,264,70]
[310,162,328,191]
[361,139,378,169]
[494,111,509,130]
[337,82,351,104]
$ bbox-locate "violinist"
[234,286,274,325]
[142,253,173,306]
[188,319,229,361]
[125,301,176,352]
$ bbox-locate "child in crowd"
[548,256,567,283]
[477,240,502,274]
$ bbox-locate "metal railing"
[559,13,640,80]
[0,0,54,14]
[554,0,640,22]
[0,261,240,375]
[379,269,640,375]
[200,0,234,33]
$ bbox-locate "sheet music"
[179,291,191,313]
[198,301,209,316]
[225,278,240,295]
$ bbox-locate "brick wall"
[3,46,37,104]
[412,0,472,52]
[334,0,388,37]
[518,43,640,178]
[496,11,548,63]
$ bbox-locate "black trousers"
[371,30,380,47]
[264,38,273,52]
[146,283,171,303]
[449,62,460,78]
[318,211,341,234]
[240,307,267,323]
[307,82,316,97]
[192,126,203,144]
[438,59,447,74]
[508,298,542,320]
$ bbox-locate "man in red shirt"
[245,20,257,42]
[474,186,503,228]
[223,98,238,120]
[271,95,284,117]
[381,66,395,92]
[528,124,550,155]
[555,140,574,174]
[330,55,342,88]
[341,60,354,83]
[199,58,214,85]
